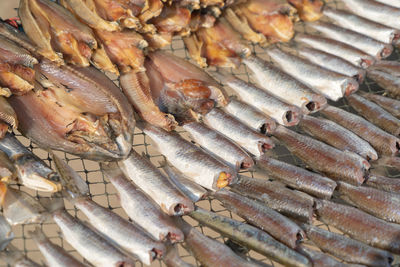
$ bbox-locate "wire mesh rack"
[1,0,400,266]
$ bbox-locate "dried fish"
[183,121,254,170]
[101,162,184,243]
[274,126,369,185]
[320,105,400,156]
[0,151,14,182]
[163,245,194,267]
[190,207,311,267]
[0,245,42,267]
[142,123,236,190]
[299,115,378,160]
[374,0,400,8]
[367,69,400,98]
[301,224,393,267]
[365,174,400,193]
[295,33,375,68]
[0,214,13,251]
[373,156,400,171]
[213,189,305,249]
[369,60,400,77]
[0,35,37,67]
[287,0,323,21]
[359,92,400,120]
[256,156,337,199]
[296,245,346,267]
[267,48,358,101]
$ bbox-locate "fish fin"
[28,227,47,242]
[38,194,65,213]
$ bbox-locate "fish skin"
[203,108,274,157]
[183,121,254,170]
[0,36,37,67]
[347,94,400,137]
[367,69,400,98]
[320,105,400,156]
[189,207,311,267]
[296,245,346,267]
[29,227,87,267]
[142,122,236,190]
[267,48,358,101]
[360,92,400,119]
[101,162,184,243]
[274,126,369,185]
[295,33,375,68]
[52,210,135,267]
[307,21,393,59]
[373,156,400,171]
[0,214,13,251]
[287,0,323,22]
[369,60,400,77]
[118,150,193,216]
[213,189,305,249]
[366,174,400,193]
[163,245,194,267]
[301,224,393,267]
[230,175,314,223]
[297,46,366,83]
[374,0,400,8]
[256,155,337,199]
[223,98,276,135]
[299,115,378,160]
[315,199,400,254]
[0,96,18,132]
[323,8,400,45]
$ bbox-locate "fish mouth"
[392,33,400,44]
[167,230,184,243]
[171,202,194,216]
[380,45,394,59]
[150,248,164,261]
[344,79,359,96]
[360,57,375,69]
[240,158,254,169]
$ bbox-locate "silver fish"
[223,98,276,135]
[307,21,393,59]
[297,46,366,83]
[359,92,400,119]
[365,174,400,193]
[203,108,274,157]
[142,123,236,190]
[118,149,193,216]
[299,115,378,160]
[369,60,400,77]
[367,69,400,98]
[183,121,254,170]
[374,0,400,8]
[0,245,42,267]
[267,47,358,101]
[0,213,13,251]
[295,33,375,68]
[29,227,87,267]
[323,8,400,44]
[101,162,184,243]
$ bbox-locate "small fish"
[301,224,393,267]
[29,227,87,267]
[307,21,393,59]
[203,108,274,157]
[0,213,13,250]
[347,94,400,137]
[366,174,400,193]
[315,199,400,254]
[295,33,375,68]
[267,47,358,101]
[190,207,311,267]
[359,92,400,119]
[230,175,314,223]
[297,46,366,83]
[102,162,184,243]
[223,98,277,135]
[240,56,327,114]
[374,0,400,8]
[256,156,337,199]
[320,105,400,156]
[323,8,400,44]
[367,69,400,98]
[296,245,347,267]
[213,189,305,249]
[369,60,400,77]
[183,121,254,170]
[299,115,378,160]
[0,245,42,267]
[163,245,194,267]
[274,126,369,185]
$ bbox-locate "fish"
[118,149,193,215]
[256,155,337,199]
[266,47,358,101]
[369,60,400,77]
[183,121,254,170]
[0,96,18,137]
[359,92,400,119]
[372,156,400,171]
[237,56,327,114]
[29,227,87,267]
[0,35,38,67]
[315,199,400,254]
[301,224,393,267]
[101,162,184,243]
[273,126,369,185]
[230,175,314,223]
[320,105,400,156]
[223,98,276,135]
[287,0,323,21]
[213,189,305,249]
[307,21,393,59]
[341,0,400,30]
[0,213,13,251]
[176,218,261,267]
[296,245,347,267]
[162,162,208,202]
[297,46,366,83]
[141,123,236,190]
[0,245,42,267]
[213,72,302,126]
[163,245,194,267]
[367,69,400,98]
[323,8,400,45]
[347,94,400,137]
[203,108,274,156]
[189,207,311,267]
[294,33,375,68]
[299,115,378,160]
[366,174,400,193]
[374,0,400,8]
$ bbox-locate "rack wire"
[1,0,400,266]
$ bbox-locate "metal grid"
[2,0,400,266]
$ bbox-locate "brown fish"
[372,156,400,171]
[296,245,346,267]
[369,60,400,77]
[367,69,400,98]
[365,173,400,193]
[359,92,400,119]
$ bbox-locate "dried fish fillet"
[367,69,400,98]
[287,0,323,21]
